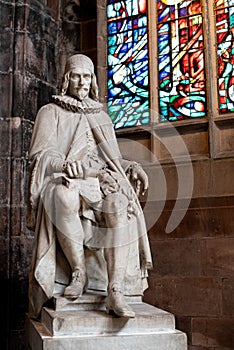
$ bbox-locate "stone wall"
[0,1,60,348]
[143,160,234,349]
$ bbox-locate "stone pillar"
[0,1,60,348]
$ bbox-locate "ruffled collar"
[52,95,103,114]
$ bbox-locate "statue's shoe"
[64,269,87,298]
[106,285,135,318]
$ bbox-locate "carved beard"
[74,87,89,100]
[69,86,90,101]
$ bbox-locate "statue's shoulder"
[34,102,65,128]
[97,109,111,121]
[87,108,114,131]
[37,102,58,116]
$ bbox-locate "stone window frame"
[97,0,234,164]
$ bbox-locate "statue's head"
[60,54,99,101]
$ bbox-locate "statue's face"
[68,67,92,100]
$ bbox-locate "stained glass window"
[215,0,234,113]
[107,0,150,129]
[157,0,207,122]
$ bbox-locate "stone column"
[0,1,60,348]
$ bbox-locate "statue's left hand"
[130,163,148,197]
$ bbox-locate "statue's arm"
[29,104,65,175]
[97,111,149,196]
[106,117,149,196]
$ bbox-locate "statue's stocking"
[103,192,135,317]
[54,186,87,297]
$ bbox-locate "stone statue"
[27,54,152,319]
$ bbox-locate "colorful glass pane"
[107,0,150,129]
[157,0,206,122]
[215,0,234,113]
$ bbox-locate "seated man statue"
[27,54,152,319]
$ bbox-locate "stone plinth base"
[26,292,187,350]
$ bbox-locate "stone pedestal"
[26,291,187,350]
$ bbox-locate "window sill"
[115,118,209,137]
[153,118,209,135]
[214,114,234,127]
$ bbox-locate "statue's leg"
[103,192,135,318]
[54,184,87,297]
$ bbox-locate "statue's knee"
[54,184,79,213]
[103,193,128,215]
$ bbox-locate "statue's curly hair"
[60,71,99,101]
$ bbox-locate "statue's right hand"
[63,160,84,178]
[63,161,98,179]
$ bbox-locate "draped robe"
[27,96,152,317]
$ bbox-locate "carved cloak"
[27,97,152,318]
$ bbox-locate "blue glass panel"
[107,0,149,128]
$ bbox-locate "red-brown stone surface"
[192,317,234,348]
